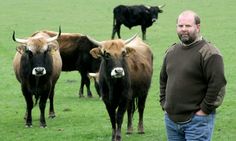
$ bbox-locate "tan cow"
[12,28,62,128]
[89,35,153,141]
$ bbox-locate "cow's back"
[41,31,100,72]
[126,37,153,92]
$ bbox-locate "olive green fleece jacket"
[159,39,227,122]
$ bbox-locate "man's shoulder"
[199,40,222,60]
[165,43,181,53]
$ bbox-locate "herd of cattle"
[12,4,164,141]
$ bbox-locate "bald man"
[159,10,227,141]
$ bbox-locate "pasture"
[0,0,235,140]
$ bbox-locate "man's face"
[176,14,200,44]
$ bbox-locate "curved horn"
[86,35,102,46]
[124,34,138,45]
[12,31,28,44]
[158,4,166,9]
[46,26,61,42]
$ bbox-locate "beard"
[178,32,197,45]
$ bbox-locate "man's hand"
[196,109,207,116]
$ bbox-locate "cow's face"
[13,30,61,77]
[20,44,54,77]
[149,7,163,23]
[89,36,137,78]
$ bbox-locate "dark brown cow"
[40,30,101,97]
[12,28,62,128]
[89,35,153,141]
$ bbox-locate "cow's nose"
[152,18,157,22]
[111,67,125,78]
[32,67,46,76]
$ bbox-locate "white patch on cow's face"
[111,67,125,78]
[32,67,46,76]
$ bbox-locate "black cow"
[111,4,165,40]
[40,31,101,98]
[89,35,153,141]
[12,28,62,128]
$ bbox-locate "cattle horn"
[158,4,166,9]
[12,31,28,44]
[46,26,61,42]
[86,35,102,47]
[124,34,137,45]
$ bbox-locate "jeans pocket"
[192,114,209,126]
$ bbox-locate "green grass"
[0,0,235,140]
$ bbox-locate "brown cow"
[39,30,101,98]
[12,28,62,128]
[89,35,153,141]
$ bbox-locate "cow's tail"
[34,78,40,107]
[132,97,138,113]
[34,94,39,107]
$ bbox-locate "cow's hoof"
[126,127,133,134]
[87,95,93,98]
[49,112,56,119]
[137,131,145,134]
[25,123,32,128]
[40,124,47,128]
[79,94,85,98]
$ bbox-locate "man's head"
[176,10,201,45]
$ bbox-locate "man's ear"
[90,48,102,59]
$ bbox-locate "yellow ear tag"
[51,49,56,55]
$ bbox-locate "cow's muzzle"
[152,18,157,22]
[111,67,125,78]
[32,67,46,76]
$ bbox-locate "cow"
[12,28,62,128]
[111,4,165,40]
[39,30,101,98]
[88,35,153,141]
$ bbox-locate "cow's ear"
[47,42,59,55]
[125,47,136,56]
[16,45,26,54]
[90,48,102,59]
[48,43,59,51]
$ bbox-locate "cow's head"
[89,35,137,78]
[13,27,61,77]
[149,4,165,23]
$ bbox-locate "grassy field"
[0,0,235,140]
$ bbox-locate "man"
[159,10,227,141]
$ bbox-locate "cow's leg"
[137,95,147,134]
[141,26,147,40]
[22,86,33,127]
[85,75,92,98]
[111,26,117,39]
[116,24,122,39]
[116,100,128,141]
[105,103,116,141]
[78,71,85,97]
[112,22,122,39]
[49,85,56,118]
[79,72,92,98]
[39,94,48,128]
[126,99,134,134]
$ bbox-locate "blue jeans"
[164,112,215,141]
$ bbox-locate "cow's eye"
[103,52,111,59]
[25,50,33,58]
[122,50,127,57]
